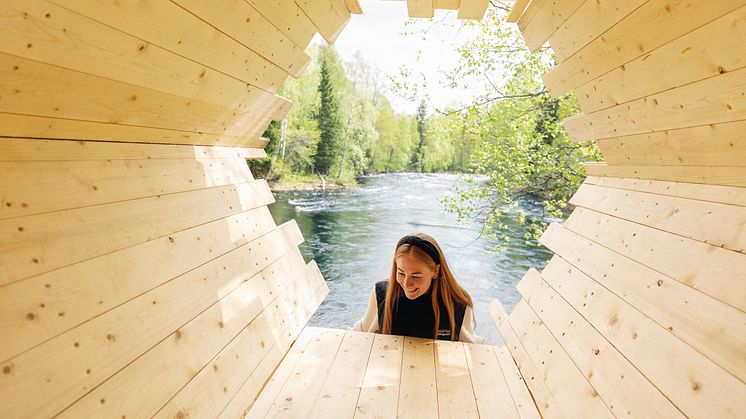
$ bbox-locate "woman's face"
[395,252,439,300]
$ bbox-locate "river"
[269,172,554,344]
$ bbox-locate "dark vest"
[375,280,466,341]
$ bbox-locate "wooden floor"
[246,327,540,418]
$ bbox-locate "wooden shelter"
[0,0,744,417]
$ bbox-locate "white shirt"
[351,287,487,344]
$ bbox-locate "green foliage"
[314,48,343,176]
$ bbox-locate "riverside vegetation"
[249,4,601,251]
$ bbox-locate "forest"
[250,6,601,249]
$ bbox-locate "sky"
[311,0,487,115]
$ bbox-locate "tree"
[314,50,343,176]
[412,98,428,172]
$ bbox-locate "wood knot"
[26,312,35,321]
[657,280,663,287]
[106,334,115,342]
[3,366,11,374]
[691,381,701,392]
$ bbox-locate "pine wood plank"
[0,158,254,219]
[569,182,746,252]
[172,0,310,77]
[543,0,744,96]
[0,179,274,285]
[245,0,317,50]
[520,0,585,52]
[1,0,292,111]
[354,333,404,419]
[0,138,266,162]
[309,330,375,418]
[593,120,746,166]
[49,0,289,92]
[0,220,304,418]
[345,0,363,14]
[458,0,490,20]
[540,222,746,382]
[583,176,746,207]
[547,0,647,62]
[407,0,435,18]
[296,0,351,43]
[564,206,746,313]
[493,345,541,419]
[435,340,479,418]
[0,205,276,364]
[242,326,327,419]
[1,53,284,138]
[574,6,746,113]
[58,245,315,418]
[434,0,460,10]
[565,66,746,141]
[265,328,346,418]
[464,343,520,418]
[584,162,746,188]
[397,336,438,419]
[516,0,548,32]
[149,260,328,419]
[510,299,614,419]
[0,114,268,148]
[489,299,565,419]
[506,0,531,23]
[517,268,686,418]
[541,255,746,419]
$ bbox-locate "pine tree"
[313,52,342,176]
[411,98,428,172]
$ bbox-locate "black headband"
[397,235,441,264]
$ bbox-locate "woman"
[352,232,485,343]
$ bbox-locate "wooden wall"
[492,1,746,418]
[0,0,359,417]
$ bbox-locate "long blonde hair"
[381,232,473,340]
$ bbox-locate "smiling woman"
[352,232,486,343]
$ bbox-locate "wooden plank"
[506,0,531,23]
[434,0,460,10]
[516,0,548,32]
[518,268,686,418]
[242,326,326,418]
[49,0,289,92]
[464,343,520,418]
[149,260,328,419]
[0,157,254,219]
[353,334,404,419]
[296,0,352,43]
[0,114,268,148]
[309,330,375,417]
[435,340,479,418]
[0,220,304,418]
[58,245,315,418]
[543,0,745,96]
[264,328,346,417]
[1,54,285,138]
[458,0,490,20]
[583,176,746,207]
[0,138,266,162]
[547,0,647,62]
[344,0,364,14]
[1,0,292,110]
[584,162,746,188]
[510,299,614,419]
[493,346,541,419]
[574,6,746,113]
[0,179,274,285]
[245,0,317,50]
[397,337,438,419]
[0,205,276,364]
[488,299,565,419]
[569,182,746,252]
[594,120,746,166]
[407,0,434,18]
[173,0,310,77]
[519,0,585,52]
[540,222,746,382]
[564,66,746,141]
[540,255,746,419]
